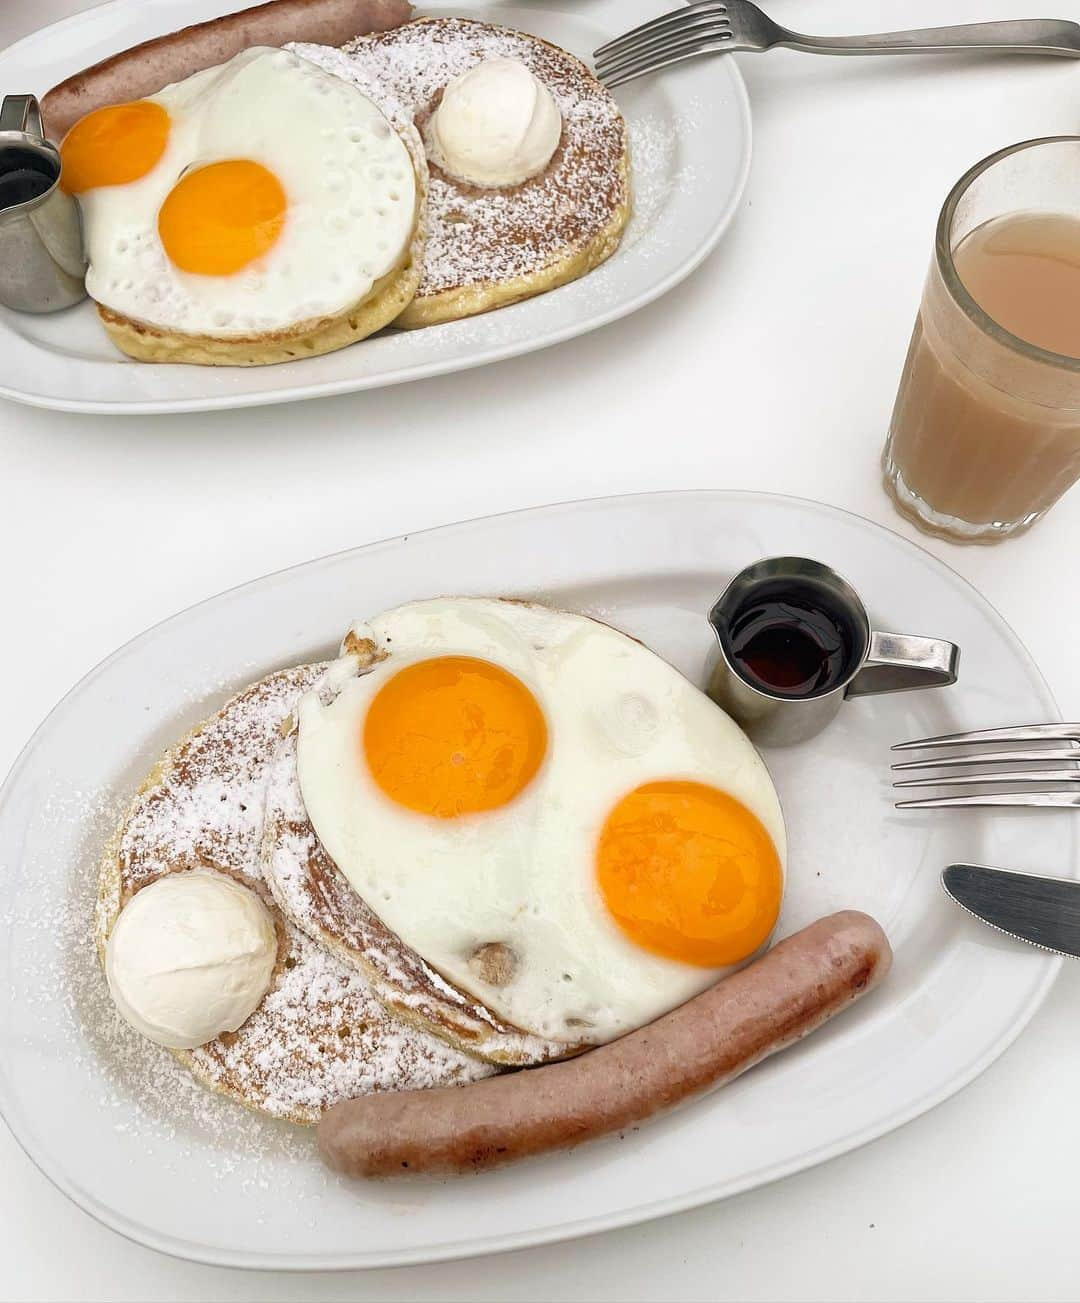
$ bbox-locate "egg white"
[296,598,787,1045]
[77,47,416,336]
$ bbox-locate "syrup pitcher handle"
[0,95,45,140]
[845,632,960,698]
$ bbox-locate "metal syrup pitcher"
[0,95,86,312]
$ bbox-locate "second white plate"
[0,0,751,414]
[0,491,1072,1269]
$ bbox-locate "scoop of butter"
[105,870,277,1050]
[427,57,562,188]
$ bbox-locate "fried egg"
[296,598,786,1044]
[60,47,416,336]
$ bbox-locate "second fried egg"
[296,598,786,1044]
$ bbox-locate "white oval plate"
[0,491,1072,1270]
[0,0,750,414]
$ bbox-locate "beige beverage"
[883,139,1080,543]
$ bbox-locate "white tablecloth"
[3,0,1079,1298]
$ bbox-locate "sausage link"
[319,910,892,1177]
[41,0,413,139]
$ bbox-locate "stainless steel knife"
[943,863,1080,957]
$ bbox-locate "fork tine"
[892,747,1080,771]
[597,25,732,82]
[596,18,732,80]
[894,769,1080,790]
[897,791,1080,810]
[594,0,726,61]
[892,723,1080,751]
[600,32,733,87]
[595,12,731,75]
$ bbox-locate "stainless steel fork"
[891,723,1080,809]
[594,1,1080,89]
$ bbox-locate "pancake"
[96,126,428,367]
[260,635,578,1067]
[96,664,492,1124]
[293,17,632,328]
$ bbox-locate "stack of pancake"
[98,655,565,1124]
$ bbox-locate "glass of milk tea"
[882,137,1080,543]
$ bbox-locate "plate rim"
[0,489,1066,1270]
[0,0,752,416]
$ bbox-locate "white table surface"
[3,0,1080,1297]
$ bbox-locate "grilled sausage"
[319,910,892,1178]
[41,0,413,139]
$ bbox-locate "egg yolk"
[363,656,547,818]
[157,160,286,275]
[60,101,170,194]
[596,780,782,968]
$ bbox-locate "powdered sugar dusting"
[293,17,629,296]
[623,112,685,252]
[115,668,322,892]
[0,784,315,1172]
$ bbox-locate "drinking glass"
[882,137,1080,543]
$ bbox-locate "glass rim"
[936,135,1080,374]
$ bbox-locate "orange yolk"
[60,101,170,194]
[596,780,783,968]
[363,656,547,818]
[157,160,286,276]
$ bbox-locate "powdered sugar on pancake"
[292,18,629,298]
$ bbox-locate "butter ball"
[427,57,562,188]
[105,871,277,1050]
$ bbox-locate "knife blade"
[943,863,1080,957]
